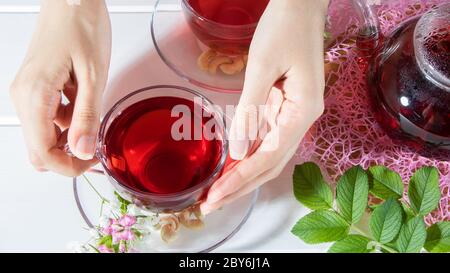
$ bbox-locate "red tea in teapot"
[103,97,223,195]
[367,9,450,153]
[422,29,450,78]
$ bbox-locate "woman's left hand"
[200,0,329,214]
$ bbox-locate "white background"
[0,0,328,252]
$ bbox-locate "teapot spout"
[352,0,382,57]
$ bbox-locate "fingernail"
[229,139,248,160]
[75,135,96,160]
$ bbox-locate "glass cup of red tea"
[97,85,228,213]
[181,0,269,55]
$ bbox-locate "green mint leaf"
[293,162,333,210]
[396,216,427,253]
[369,198,403,244]
[408,166,440,216]
[368,166,404,200]
[328,235,372,253]
[424,222,450,253]
[336,166,369,223]
[291,210,350,244]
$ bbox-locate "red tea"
[104,97,223,195]
[367,18,450,153]
[183,0,269,54]
[187,0,268,25]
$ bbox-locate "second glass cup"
[181,0,269,55]
[96,85,228,213]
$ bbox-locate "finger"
[44,147,98,177]
[201,181,256,215]
[51,128,98,176]
[201,147,296,215]
[206,154,271,204]
[231,146,296,198]
[206,130,288,204]
[23,83,92,176]
[28,151,48,172]
[27,85,62,154]
[20,69,101,174]
[201,178,258,215]
[10,74,56,171]
[229,53,281,160]
[29,127,98,176]
[68,60,107,161]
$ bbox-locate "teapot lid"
[414,3,450,91]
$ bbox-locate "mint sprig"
[291,162,449,253]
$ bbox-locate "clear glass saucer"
[151,0,246,93]
[73,170,259,253]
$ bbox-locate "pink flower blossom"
[119,215,137,226]
[110,221,122,233]
[112,228,135,244]
[101,215,137,244]
[102,226,113,235]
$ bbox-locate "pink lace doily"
[296,0,449,225]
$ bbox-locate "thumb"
[229,59,279,160]
[68,69,105,161]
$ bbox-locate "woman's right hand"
[10,0,111,176]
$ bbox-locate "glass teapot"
[352,1,450,154]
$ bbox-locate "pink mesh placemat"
[296,0,449,225]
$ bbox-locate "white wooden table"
[0,0,328,252]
